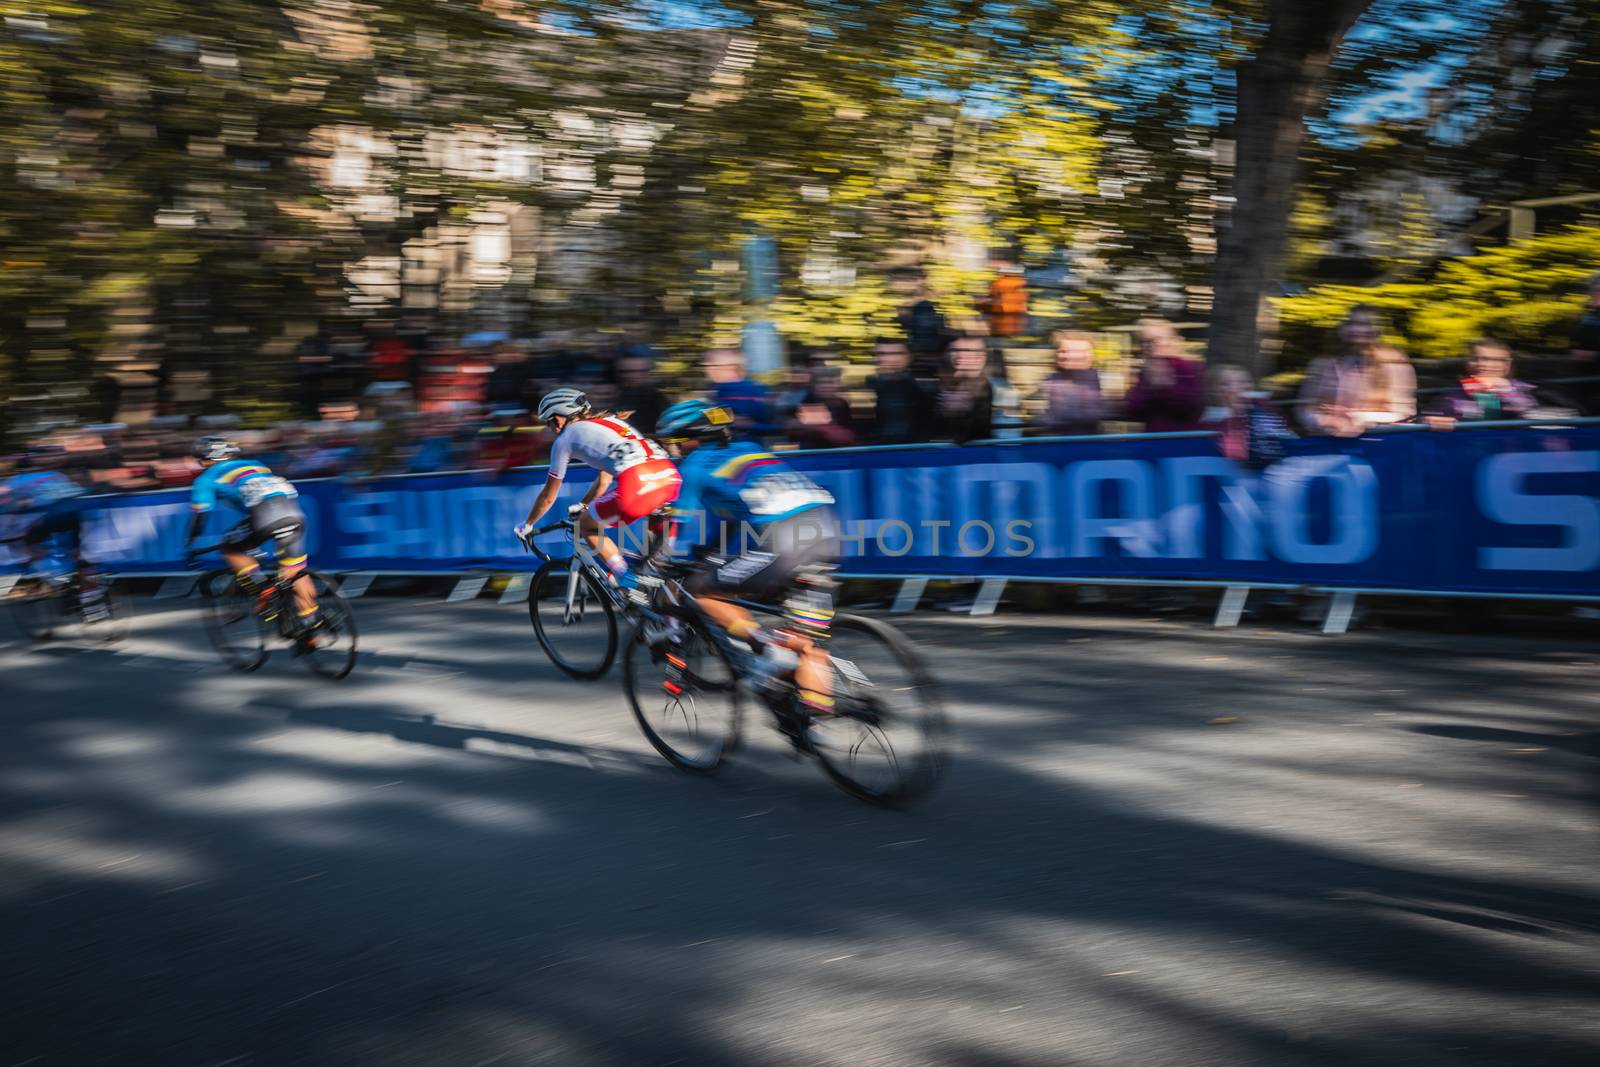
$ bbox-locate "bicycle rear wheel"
[200,569,268,671]
[529,558,618,679]
[622,607,741,772]
[298,573,358,680]
[807,614,947,805]
[10,583,63,640]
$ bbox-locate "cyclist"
[514,388,681,591]
[653,399,840,718]
[2,453,105,618]
[183,435,319,630]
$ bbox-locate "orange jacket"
[984,275,1027,337]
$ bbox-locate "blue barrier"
[7,419,1599,599]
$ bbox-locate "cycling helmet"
[537,388,590,423]
[656,399,735,439]
[193,434,240,462]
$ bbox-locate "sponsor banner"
[7,424,1598,596]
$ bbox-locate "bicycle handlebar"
[519,517,576,562]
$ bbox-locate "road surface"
[3,595,1597,1065]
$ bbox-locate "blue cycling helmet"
[656,399,734,439]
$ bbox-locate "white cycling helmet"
[537,388,590,423]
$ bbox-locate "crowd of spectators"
[9,272,1596,494]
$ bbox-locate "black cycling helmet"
[193,434,240,462]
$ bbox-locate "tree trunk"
[1208,0,1374,375]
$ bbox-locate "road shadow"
[1412,723,1599,759]
[2,610,1597,1065]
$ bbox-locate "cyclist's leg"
[52,504,103,603]
[218,516,266,589]
[695,592,762,645]
[577,507,627,578]
[263,512,316,625]
[783,568,837,712]
[755,516,840,711]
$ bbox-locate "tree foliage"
[1276,225,1600,361]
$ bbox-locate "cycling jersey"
[592,460,682,527]
[3,472,86,511]
[547,417,667,481]
[189,459,298,516]
[670,442,834,557]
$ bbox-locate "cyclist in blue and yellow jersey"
[2,452,105,615]
[654,399,840,717]
[183,436,319,628]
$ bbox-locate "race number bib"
[738,470,833,516]
[238,475,297,508]
[606,438,650,471]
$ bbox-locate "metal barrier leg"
[1215,585,1250,628]
[1322,591,1358,635]
[339,573,375,599]
[447,575,489,603]
[155,576,198,600]
[890,577,928,615]
[498,573,532,605]
[971,579,1006,617]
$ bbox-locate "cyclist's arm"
[667,461,711,559]
[185,471,217,550]
[521,434,574,528]
[579,469,612,508]
[521,472,562,528]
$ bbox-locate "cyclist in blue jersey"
[2,454,104,613]
[655,399,840,716]
[184,435,319,627]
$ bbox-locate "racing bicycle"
[3,550,127,644]
[620,561,948,805]
[518,509,670,679]
[195,547,358,680]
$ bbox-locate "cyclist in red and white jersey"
[514,388,681,590]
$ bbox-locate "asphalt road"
[2,594,1597,1066]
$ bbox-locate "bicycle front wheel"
[622,607,741,772]
[808,614,947,805]
[200,569,268,671]
[299,573,358,681]
[528,559,618,679]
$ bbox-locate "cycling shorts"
[686,509,839,603]
[23,499,85,553]
[221,496,307,567]
[592,458,682,527]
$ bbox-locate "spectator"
[475,408,546,475]
[409,412,465,473]
[365,322,414,383]
[1125,318,1205,433]
[979,252,1028,341]
[485,342,535,408]
[785,364,859,450]
[1297,305,1416,436]
[1037,329,1103,436]
[868,338,934,444]
[703,348,775,441]
[1571,272,1600,362]
[1205,364,1292,469]
[615,353,669,434]
[772,362,813,426]
[937,335,995,444]
[898,278,949,381]
[1427,338,1538,427]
